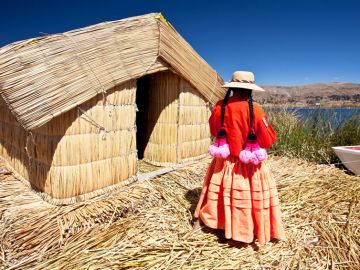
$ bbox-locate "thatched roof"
[0,13,225,130]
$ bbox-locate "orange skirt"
[194,157,285,245]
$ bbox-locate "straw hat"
[222,71,265,92]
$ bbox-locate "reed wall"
[0,96,29,180]
[0,81,137,202]
[177,79,211,162]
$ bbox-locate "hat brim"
[221,82,265,92]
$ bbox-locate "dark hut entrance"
[135,71,180,166]
[136,75,151,159]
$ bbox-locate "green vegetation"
[266,109,360,164]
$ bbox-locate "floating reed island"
[1,12,359,270]
[0,156,359,269]
[0,13,225,204]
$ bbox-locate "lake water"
[266,107,360,127]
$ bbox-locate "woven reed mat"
[0,156,359,269]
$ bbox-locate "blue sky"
[1,0,359,85]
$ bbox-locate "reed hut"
[0,13,225,204]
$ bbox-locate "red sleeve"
[209,101,222,137]
[254,105,277,149]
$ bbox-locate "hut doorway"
[135,71,180,165]
[136,75,152,159]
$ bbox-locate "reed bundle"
[1,156,359,269]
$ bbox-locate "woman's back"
[209,95,277,157]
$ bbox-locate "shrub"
[266,108,360,164]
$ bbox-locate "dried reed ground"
[0,156,359,269]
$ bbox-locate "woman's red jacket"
[209,96,277,157]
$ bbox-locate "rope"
[63,26,159,137]
[63,33,142,134]
[33,33,111,134]
[138,56,159,80]
[32,38,84,125]
[89,25,118,93]
[78,107,108,139]
[133,20,162,81]
[63,33,109,101]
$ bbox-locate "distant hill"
[254,82,360,107]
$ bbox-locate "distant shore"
[254,82,360,108]
[261,103,360,108]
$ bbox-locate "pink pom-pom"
[208,144,219,157]
[239,149,252,164]
[218,143,230,158]
[251,141,268,161]
[239,142,253,163]
[249,153,260,165]
[254,148,268,161]
[209,136,230,159]
[239,141,268,164]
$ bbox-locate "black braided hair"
[218,88,232,137]
[218,88,257,141]
[247,90,257,141]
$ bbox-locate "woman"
[193,71,285,245]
